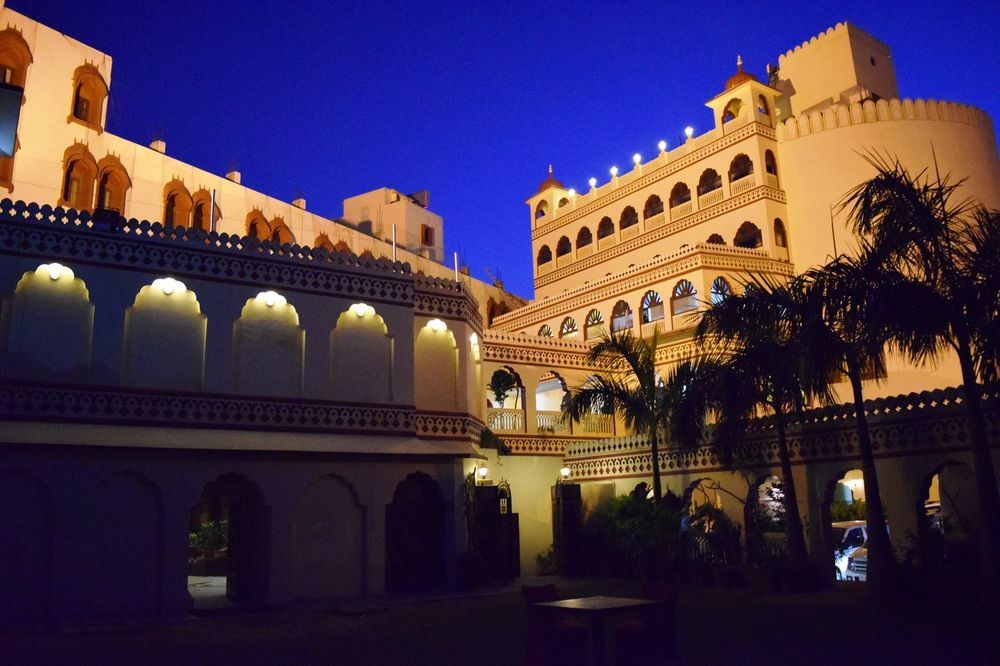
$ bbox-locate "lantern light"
[632,153,642,165]
[560,467,571,480]
[588,177,597,189]
[609,166,619,177]
[427,318,448,332]
[658,140,667,152]
[684,126,695,138]
[350,302,375,318]
[152,277,186,296]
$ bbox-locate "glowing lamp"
[567,188,576,197]
[40,262,71,282]
[658,140,667,152]
[632,153,642,165]
[477,466,489,480]
[426,318,448,332]
[609,166,619,177]
[684,126,695,139]
[258,290,286,308]
[152,277,186,296]
[350,302,374,318]
[588,177,597,189]
[560,467,571,480]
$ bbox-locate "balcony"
[537,261,553,276]
[730,173,757,196]
[597,235,616,251]
[576,244,593,259]
[669,201,692,220]
[579,413,614,435]
[487,408,525,434]
[556,254,572,268]
[644,213,665,229]
[537,410,571,434]
[620,224,641,241]
[698,188,724,208]
[765,172,779,188]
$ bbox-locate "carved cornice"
[532,122,778,240]
[564,386,1000,480]
[534,186,787,288]
[0,381,416,435]
[493,244,793,331]
[414,276,483,332]
[414,411,484,441]
[502,435,577,456]
[482,332,597,370]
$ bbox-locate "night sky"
[13,0,998,298]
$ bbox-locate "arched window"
[576,226,593,248]
[190,190,221,231]
[0,30,32,191]
[334,240,351,254]
[538,324,554,338]
[556,236,572,257]
[643,195,664,219]
[669,182,691,207]
[610,300,633,332]
[618,206,639,231]
[640,290,664,324]
[774,218,788,248]
[559,317,578,339]
[69,64,108,131]
[722,98,742,123]
[734,221,763,248]
[359,249,375,260]
[729,154,754,182]
[246,211,270,239]
[584,309,604,339]
[706,233,725,245]
[269,218,295,245]
[596,216,614,239]
[710,277,732,305]
[557,197,569,208]
[671,280,698,315]
[536,245,552,265]
[765,150,778,177]
[535,200,549,220]
[60,144,97,211]
[95,155,131,213]
[162,181,192,228]
[314,234,334,251]
[697,169,722,195]
[757,95,770,117]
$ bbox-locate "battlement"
[778,21,890,66]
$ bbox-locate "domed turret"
[536,164,564,194]
[725,55,758,90]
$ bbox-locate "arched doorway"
[188,474,269,609]
[916,462,978,575]
[822,469,877,582]
[385,472,446,592]
[744,475,786,565]
[535,372,569,433]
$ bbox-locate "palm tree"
[843,155,1000,597]
[692,275,828,575]
[563,329,669,499]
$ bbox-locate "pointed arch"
[190,189,221,231]
[246,210,270,239]
[765,149,778,177]
[269,217,295,245]
[576,226,592,248]
[618,206,639,231]
[334,240,352,254]
[60,144,98,211]
[774,218,788,248]
[722,98,742,123]
[643,194,664,219]
[534,200,549,220]
[596,216,614,239]
[669,182,691,207]
[95,154,131,213]
[313,233,334,251]
[706,233,726,245]
[69,63,108,131]
[697,168,721,195]
[729,153,754,182]
[536,245,552,266]
[734,221,763,248]
[555,235,572,257]
[0,28,33,88]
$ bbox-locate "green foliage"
[189,519,228,552]
[830,500,867,522]
[597,491,685,576]
[479,427,511,454]
[487,369,517,405]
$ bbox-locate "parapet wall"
[777,98,994,143]
[777,21,891,66]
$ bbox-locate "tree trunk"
[773,405,809,571]
[847,362,896,595]
[954,337,1000,602]
[650,430,662,500]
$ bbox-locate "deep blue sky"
[14,1,998,297]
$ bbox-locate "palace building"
[0,1,997,624]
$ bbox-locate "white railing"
[620,224,640,241]
[765,172,779,188]
[644,213,665,229]
[698,188,724,208]
[580,413,615,435]
[730,174,757,196]
[670,201,692,220]
[487,408,525,434]
[537,410,570,434]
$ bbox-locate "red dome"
[536,165,564,194]
[725,55,758,90]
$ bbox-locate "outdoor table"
[530,595,666,666]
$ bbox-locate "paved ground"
[1,576,994,665]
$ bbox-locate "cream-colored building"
[1,2,998,626]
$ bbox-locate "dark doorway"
[188,474,269,610]
[385,472,446,592]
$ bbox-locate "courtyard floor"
[1,576,993,665]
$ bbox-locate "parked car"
[832,520,867,580]
[845,547,867,581]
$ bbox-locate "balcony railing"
[730,174,757,196]
[698,188,724,208]
[556,254,572,268]
[537,261,553,276]
[580,413,614,435]
[597,235,616,251]
[537,410,571,434]
[487,408,525,434]
[576,244,593,259]
[765,172,779,188]
[669,201,692,220]
[644,213,665,229]
[620,224,640,241]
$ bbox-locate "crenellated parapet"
[777,98,994,143]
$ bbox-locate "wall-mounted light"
[477,466,489,480]
[560,466,571,481]
[567,188,576,197]
[39,262,72,282]
[258,290,286,308]
[632,153,642,165]
[684,126,695,139]
[588,177,597,189]
[152,277,186,296]
[609,166,619,177]
[658,140,667,152]
[426,318,448,332]
[350,302,375,318]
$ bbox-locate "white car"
[845,547,867,581]
[832,520,867,580]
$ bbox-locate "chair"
[522,584,589,666]
[613,580,680,665]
